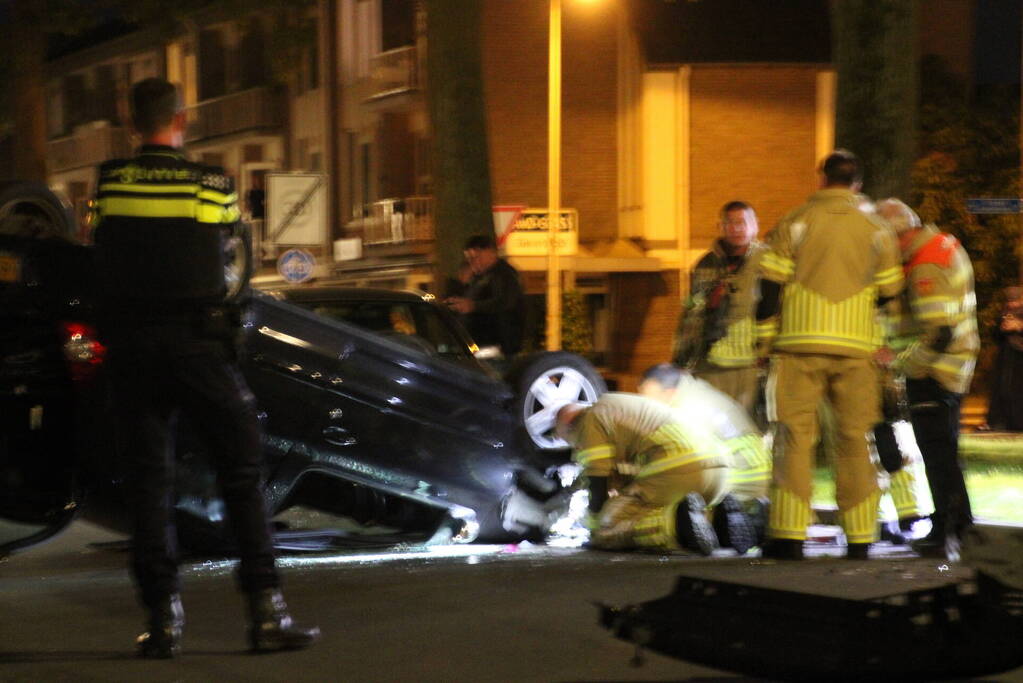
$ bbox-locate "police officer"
[673,201,773,418]
[92,78,319,657]
[875,198,979,560]
[756,150,904,560]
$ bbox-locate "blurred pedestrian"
[673,201,772,418]
[445,234,525,360]
[556,393,751,555]
[983,286,1023,431]
[876,198,979,560]
[92,78,318,658]
[755,150,904,560]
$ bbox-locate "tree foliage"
[909,56,1021,380]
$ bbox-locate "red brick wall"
[481,0,619,242]
[689,66,820,250]
[609,270,681,390]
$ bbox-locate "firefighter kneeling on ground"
[555,393,755,555]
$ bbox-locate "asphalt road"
[2,521,1023,683]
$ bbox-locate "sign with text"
[266,173,326,245]
[966,198,1021,214]
[503,208,579,256]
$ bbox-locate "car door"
[243,294,520,515]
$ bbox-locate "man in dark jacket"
[92,78,318,658]
[446,234,525,359]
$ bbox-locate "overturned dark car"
[0,182,605,556]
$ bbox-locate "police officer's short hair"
[131,78,181,137]
[640,363,684,390]
[720,201,753,220]
[464,234,497,251]
[822,149,863,186]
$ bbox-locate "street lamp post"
[546,0,563,351]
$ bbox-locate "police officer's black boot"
[247,589,320,653]
[137,594,184,659]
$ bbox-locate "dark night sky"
[974,0,1022,85]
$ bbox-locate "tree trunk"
[830,0,918,199]
[10,1,48,182]
[424,0,494,289]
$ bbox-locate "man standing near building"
[756,150,904,560]
[92,78,318,657]
[674,201,773,417]
[556,393,753,555]
[446,233,525,360]
[875,199,979,560]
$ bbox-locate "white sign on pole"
[266,173,327,246]
[503,208,578,256]
[492,205,526,247]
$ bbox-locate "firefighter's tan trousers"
[590,465,730,551]
[767,353,881,544]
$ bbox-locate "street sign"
[503,208,579,256]
[277,248,316,284]
[966,198,1022,214]
[266,173,327,245]
[492,205,526,246]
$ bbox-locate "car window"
[306,301,471,359]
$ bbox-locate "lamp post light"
[546,0,563,351]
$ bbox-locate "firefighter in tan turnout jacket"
[556,393,751,555]
[876,199,979,560]
[756,150,904,560]
[673,201,773,417]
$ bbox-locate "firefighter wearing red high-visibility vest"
[756,150,904,560]
[876,198,979,561]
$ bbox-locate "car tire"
[0,182,77,241]
[223,222,254,302]
[507,351,606,455]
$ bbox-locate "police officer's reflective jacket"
[92,144,241,316]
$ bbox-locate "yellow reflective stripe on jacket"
[575,444,614,469]
[911,296,957,322]
[874,265,903,287]
[99,196,237,225]
[761,251,795,281]
[99,182,201,195]
[773,283,880,353]
[96,196,198,219]
[198,188,238,205]
[755,318,778,340]
[707,317,756,366]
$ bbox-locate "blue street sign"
[966,198,1022,214]
[277,248,316,284]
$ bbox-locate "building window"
[382,0,415,51]
[239,18,267,90]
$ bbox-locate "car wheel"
[223,223,253,302]
[0,182,77,240]
[509,352,606,453]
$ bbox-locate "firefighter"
[875,198,979,560]
[555,393,749,555]
[92,78,318,657]
[637,363,769,553]
[673,201,774,419]
[756,150,904,560]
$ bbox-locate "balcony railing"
[47,123,133,173]
[349,196,433,246]
[364,46,421,103]
[185,87,283,143]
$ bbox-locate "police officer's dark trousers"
[906,377,973,538]
[107,321,279,610]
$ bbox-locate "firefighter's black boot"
[247,589,320,653]
[137,594,184,659]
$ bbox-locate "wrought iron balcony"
[47,123,133,173]
[184,87,283,143]
[363,46,421,104]
[349,196,433,246]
